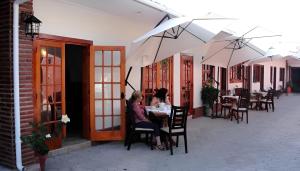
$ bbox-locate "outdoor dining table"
[221,95,240,108]
[145,106,171,127]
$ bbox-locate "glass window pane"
[113,100,121,115]
[104,116,112,129]
[113,67,120,82]
[95,100,103,115]
[55,103,62,118]
[47,66,54,85]
[113,51,120,66]
[41,66,47,85]
[113,116,121,130]
[55,66,61,84]
[104,100,112,116]
[41,86,47,105]
[95,67,102,82]
[47,86,54,100]
[95,117,103,130]
[113,84,120,99]
[95,51,102,66]
[41,47,47,65]
[103,67,111,82]
[104,51,111,65]
[41,105,51,122]
[54,86,62,102]
[54,48,62,65]
[47,47,55,65]
[103,84,111,99]
[95,84,102,99]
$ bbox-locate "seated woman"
[150,88,171,107]
[149,88,171,128]
[129,91,164,150]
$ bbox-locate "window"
[253,64,261,82]
[202,64,215,84]
[229,64,242,83]
[270,66,273,83]
[142,57,173,105]
[280,68,285,81]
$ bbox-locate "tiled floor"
[4,94,300,171]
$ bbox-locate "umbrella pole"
[153,31,166,63]
[125,66,136,91]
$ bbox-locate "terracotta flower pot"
[37,154,48,171]
[287,86,292,94]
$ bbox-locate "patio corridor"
[40,94,300,170]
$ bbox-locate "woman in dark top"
[129,91,163,150]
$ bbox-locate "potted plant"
[201,80,219,116]
[286,81,293,94]
[21,115,70,171]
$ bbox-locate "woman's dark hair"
[154,88,168,102]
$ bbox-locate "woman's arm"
[132,103,148,121]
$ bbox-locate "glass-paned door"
[34,40,65,150]
[90,46,125,140]
[180,55,193,114]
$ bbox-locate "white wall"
[172,53,181,106]
[251,60,286,92]
[33,0,158,98]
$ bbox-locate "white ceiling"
[64,0,166,24]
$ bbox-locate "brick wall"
[19,0,35,166]
[0,0,34,168]
[0,0,15,168]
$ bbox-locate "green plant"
[21,115,70,155]
[201,81,219,108]
[21,122,50,155]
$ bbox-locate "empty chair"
[231,97,250,124]
[260,91,275,112]
[161,105,188,155]
[249,93,261,110]
[220,97,233,118]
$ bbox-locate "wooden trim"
[38,33,93,46]
[90,46,126,141]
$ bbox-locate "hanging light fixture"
[24,14,42,38]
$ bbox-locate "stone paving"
[2,94,300,171]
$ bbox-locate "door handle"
[121,92,125,99]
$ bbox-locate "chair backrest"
[238,98,249,109]
[169,105,188,132]
[266,91,274,101]
[126,100,136,128]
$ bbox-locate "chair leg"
[127,131,134,151]
[246,111,248,124]
[176,136,179,147]
[236,111,239,124]
[145,133,149,145]
[265,103,268,112]
[272,102,274,112]
[184,133,188,154]
[241,112,244,121]
[169,135,173,155]
[150,133,154,150]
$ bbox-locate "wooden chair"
[231,98,250,124]
[126,101,154,151]
[161,105,188,155]
[260,91,275,112]
[220,97,233,118]
[249,93,261,110]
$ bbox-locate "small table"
[145,106,171,116]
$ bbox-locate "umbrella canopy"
[127,16,230,67]
[201,31,266,68]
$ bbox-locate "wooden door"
[273,67,277,90]
[220,67,227,92]
[180,55,193,114]
[34,40,65,149]
[90,46,125,141]
[260,65,264,91]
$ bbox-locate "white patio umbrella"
[127,15,233,67]
[202,21,281,67]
